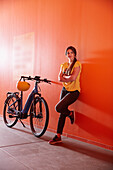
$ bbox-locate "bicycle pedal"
[9,115,18,118]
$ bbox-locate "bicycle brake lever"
[34,76,40,80]
[43,79,51,84]
[28,76,32,80]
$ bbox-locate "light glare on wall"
[0,48,7,68]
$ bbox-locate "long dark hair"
[65,46,77,57]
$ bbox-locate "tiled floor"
[0,116,113,170]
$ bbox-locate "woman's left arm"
[60,66,80,82]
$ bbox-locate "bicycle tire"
[30,96,49,137]
[3,94,19,127]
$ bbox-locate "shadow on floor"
[11,124,113,164]
[55,141,113,163]
[12,127,33,135]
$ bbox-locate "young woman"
[49,46,81,145]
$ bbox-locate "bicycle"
[3,76,51,137]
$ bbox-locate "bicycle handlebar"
[20,76,51,84]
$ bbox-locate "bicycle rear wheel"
[3,95,19,127]
[30,96,49,137]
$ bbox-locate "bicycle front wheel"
[30,96,49,137]
[3,94,19,127]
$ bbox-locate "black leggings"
[55,87,80,134]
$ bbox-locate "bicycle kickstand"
[19,119,26,128]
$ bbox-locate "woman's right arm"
[58,65,80,83]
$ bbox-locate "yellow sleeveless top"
[61,61,81,92]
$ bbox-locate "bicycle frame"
[21,81,41,115]
[7,81,41,116]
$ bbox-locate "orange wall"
[0,0,113,150]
